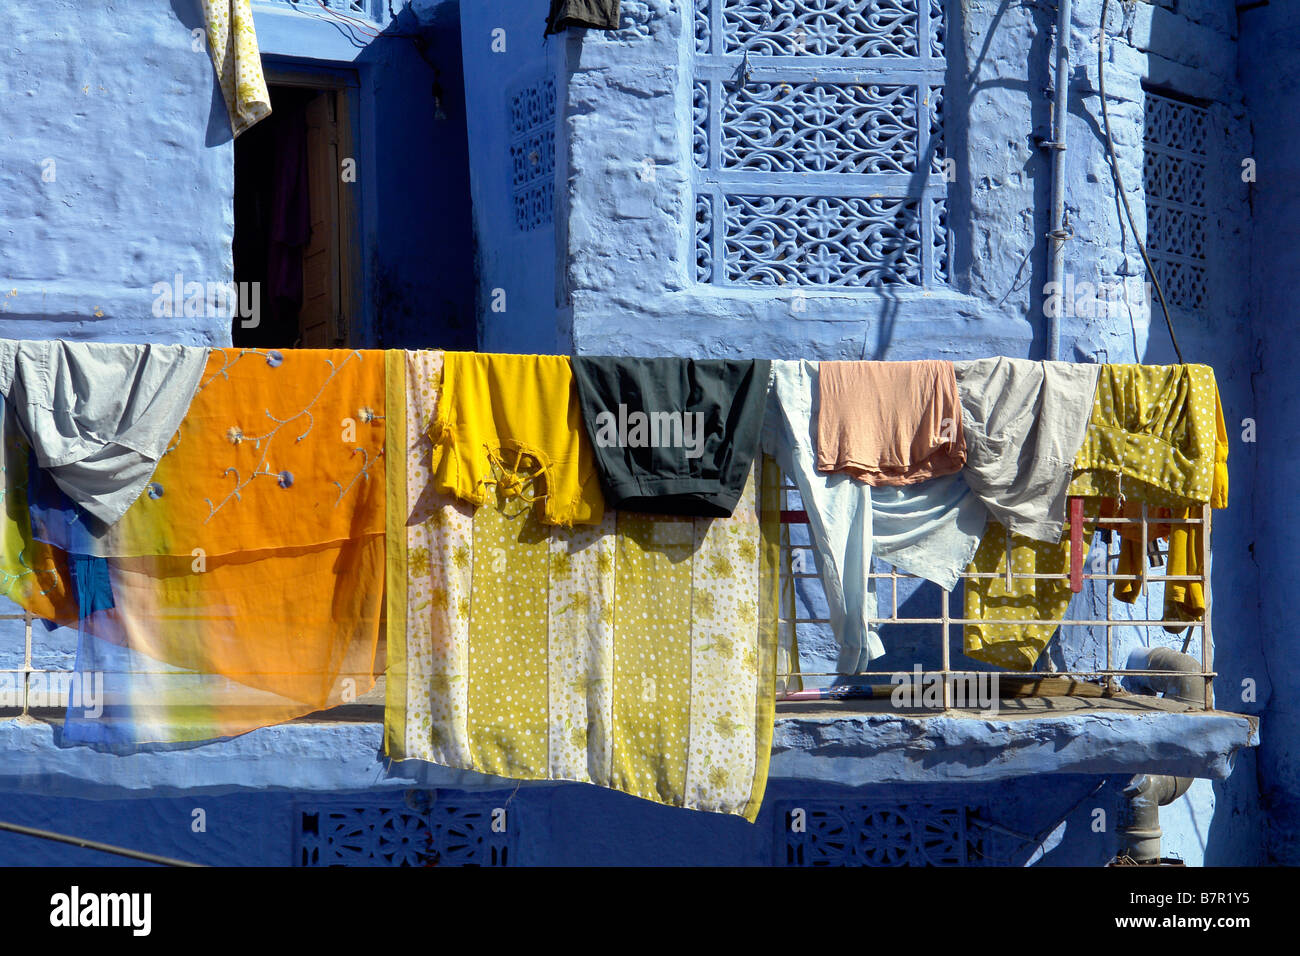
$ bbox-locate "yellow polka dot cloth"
[386,352,781,821]
[202,1,271,137]
[963,509,1097,671]
[1068,364,1228,508]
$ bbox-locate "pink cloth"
[816,360,967,486]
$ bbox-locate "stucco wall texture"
[0,0,1286,865]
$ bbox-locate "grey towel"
[953,357,1100,542]
[0,340,209,526]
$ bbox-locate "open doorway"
[233,78,358,348]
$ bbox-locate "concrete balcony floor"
[0,686,1258,799]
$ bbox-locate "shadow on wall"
[364,2,476,350]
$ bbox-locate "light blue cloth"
[763,360,989,673]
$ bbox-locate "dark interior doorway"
[233,83,353,348]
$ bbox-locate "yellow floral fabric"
[201,1,271,137]
[387,351,780,821]
[428,351,605,528]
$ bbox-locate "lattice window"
[778,801,984,866]
[1143,90,1209,313]
[510,77,557,232]
[693,0,949,288]
[295,793,514,867]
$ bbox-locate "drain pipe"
[1045,0,1073,361]
[1117,647,1200,862]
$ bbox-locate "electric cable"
[0,818,204,867]
[1098,0,1184,362]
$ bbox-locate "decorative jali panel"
[693,0,949,287]
[510,77,557,232]
[296,793,514,867]
[1143,90,1209,313]
[778,801,983,866]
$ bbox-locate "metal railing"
[776,481,1215,712]
[1,485,1216,720]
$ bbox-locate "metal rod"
[1046,0,1074,360]
[1202,505,1214,709]
[941,585,952,710]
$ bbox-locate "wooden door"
[300,90,343,346]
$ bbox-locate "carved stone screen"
[693,0,949,288]
[778,801,983,866]
[296,793,514,867]
[1143,89,1210,314]
[511,76,557,233]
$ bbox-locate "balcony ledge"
[0,695,1259,800]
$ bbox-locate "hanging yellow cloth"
[963,511,1096,670]
[201,0,271,137]
[428,351,605,528]
[1068,363,1227,507]
[1104,500,1206,632]
[0,407,78,626]
[1075,365,1226,633]
[388,351,780,821]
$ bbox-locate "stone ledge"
[0,697,1258,799]
[771,697,1259,785]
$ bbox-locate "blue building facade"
[0,0,1284,865]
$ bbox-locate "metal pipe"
[1046,0,1073,360]
[1125,646,1205,704]
[1117,647,1203,862]
[1119,773,1193,863]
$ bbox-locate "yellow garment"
[1105,501,1205,631]
[428,352,604,528]
[963,511,1096,670]
[201,1,271,137]
[1068,364,1228,507]
[1072,365,1226,635]
[388,351,780,820]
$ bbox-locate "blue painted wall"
[0,774,1237,867]
[0,0,232,345]
[1238,0,1300,866]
